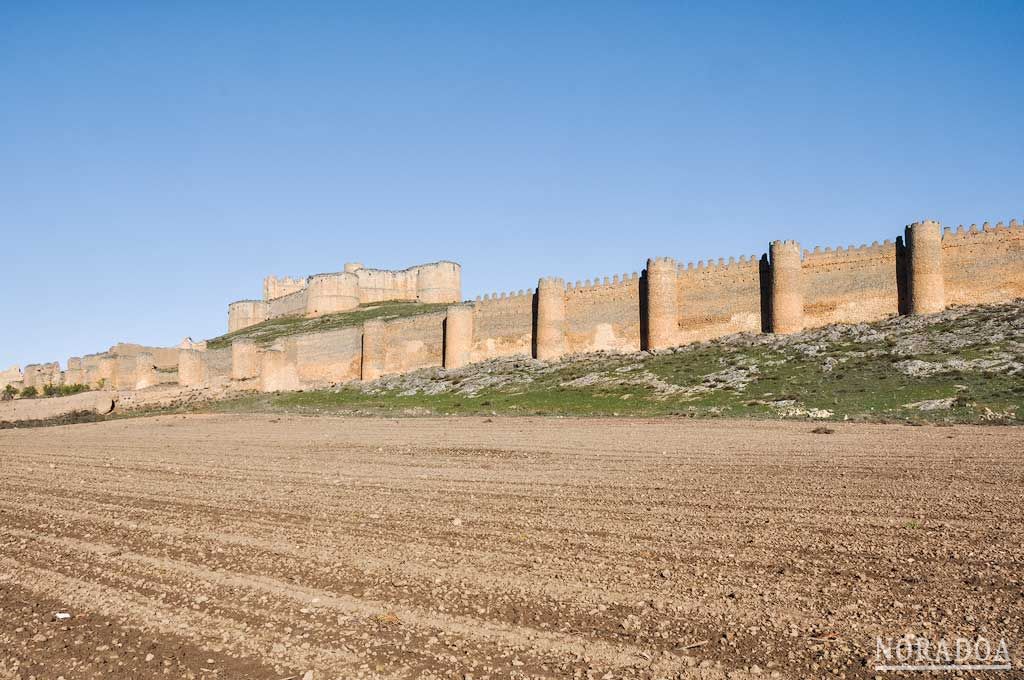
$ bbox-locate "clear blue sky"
[2,1,1022,369]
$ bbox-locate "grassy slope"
[205,301,450,350]
[204,300,1024,424]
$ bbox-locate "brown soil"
[0,415,1021,679]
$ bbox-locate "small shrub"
[20,386,38,398]
[2,384,17,401]
[43,383,60,397]
[60,383,89,396]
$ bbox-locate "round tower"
[769,240,804,334]
[535,277,566,361]
[231,338,260,381]
[905,220,946,315]
[305,273,359,317]
[645,257,679,350]
[228,300,269,333]
[361,319,388,381]
[416,262,462,304]
[444,304,474,369]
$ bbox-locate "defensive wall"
[170,216,1024,396]
[4,342,183,396]
[4,218,1022,400]
[227,261,462,333]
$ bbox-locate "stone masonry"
[4,219,1022,399]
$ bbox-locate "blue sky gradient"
[2,1,1022,368]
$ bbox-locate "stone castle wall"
[22,363,61,391]
[292,327,363,386]
[382,312,447,375]
[1,366,24,391]
[470,291,534,362]
[676,256,764,344]
[8,217,1023,400]
[801,240,901,328]
[214,216,1021,395]
[941,223,1024,306]
[228,261,461,333]
[564,274,641,354]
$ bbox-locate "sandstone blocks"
[906,220,946,315]
[769,240,804,334]
[646,257,679,350]
[443,304,474,370]
[535,277,566,362]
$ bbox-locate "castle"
[2,219,1023,399]
[227,261,462,332]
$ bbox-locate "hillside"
[205,301,450,349]
[211,299,1024,424]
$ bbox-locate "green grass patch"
[134,300,1024,425]
[206,301,450,350]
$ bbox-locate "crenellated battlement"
[941,219,1024,244]
[680,254,761,273]
[802,239,897,263]
[538,276,566,289]
[474,288,533,305]
[10,213,1022,399]
[566,271,640,293]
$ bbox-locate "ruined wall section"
[57,343,182,391]
[676,256,762,343]
[564,274,641,354]
[1,366,24,390]
[134,353,160,390]
[81,354,106,388]
[109,343,179,369]
[64,358,85,386]
[941,222,1024,306]
[470,290,534,361]
[800,240,900,329]
[177,347,231,388]
[114,355,138,390]
[22,363,61,391]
